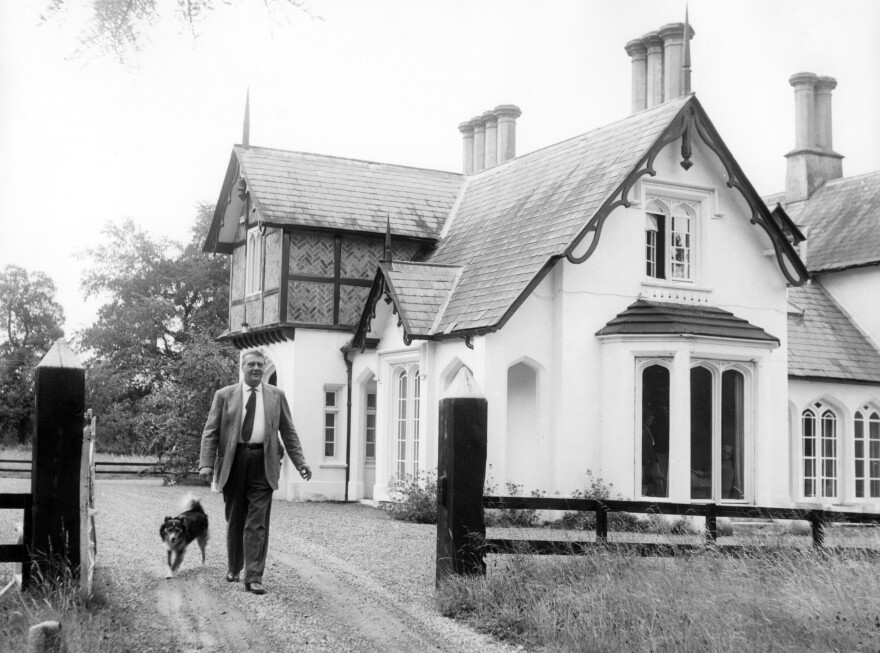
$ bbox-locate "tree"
[42,0,314,62]
[0,266,66,444]
[82,204,237,472]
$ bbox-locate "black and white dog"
[159,495,209,579]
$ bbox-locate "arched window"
[644,199,696,282]
[802,403,838,499]
[393,364,420,480]
[641,363,670,498]
[854,407,880,499]
[245,228,264,295]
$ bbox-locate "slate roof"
[787,283,880,383]
[380,261,462,336]
[767,171,880,272]
[235,146,463,240]
[596,300,779,344]
[419,95,693,333]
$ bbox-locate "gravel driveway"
[5,479,513,653]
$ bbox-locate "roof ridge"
[465,95,693,177]
[234,144,463,178]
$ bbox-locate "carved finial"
[242,87,250,147]
[683,6,692,94]
[383,214,392,262]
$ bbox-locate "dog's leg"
[166,550,175,579]
[197,535,207,565]
[170,548,186,575]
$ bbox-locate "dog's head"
[160,516,186,545]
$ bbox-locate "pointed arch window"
[802,403,838,499]
[393,364,421,480]
[855,408,880,499]
[645,199,696,282]
[245,227,264,295]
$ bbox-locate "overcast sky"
[2,0,879,336]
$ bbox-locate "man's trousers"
[222,444,273,584]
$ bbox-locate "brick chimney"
[625,22,695,113]
[785,73,843,203]
[459,105,522,173]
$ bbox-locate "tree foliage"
[0,266,66,444]
[82,205,237,474]
[42,0,313,62]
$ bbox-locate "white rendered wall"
[250,329,352,501]
[815,268,880,350]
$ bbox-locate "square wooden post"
[31,340,85,581]
[436,368,487,585]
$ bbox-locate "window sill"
[640,280,712,305]
[319,462,348,469]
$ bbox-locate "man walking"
[199,349,311,594]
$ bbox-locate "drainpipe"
[340,340,354,502]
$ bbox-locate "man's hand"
[298,465,312,481]
[199,466,213,485]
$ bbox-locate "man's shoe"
[245,582,266,595]
[225,572,239,583]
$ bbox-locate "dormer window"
[245,227,263,295]
[645,198,696,282]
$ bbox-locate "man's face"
[241,354,265,388]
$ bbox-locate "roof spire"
[683,5,692,94]
[242,87,250,147]
[383,214,392,262]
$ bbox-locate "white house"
[202,21,880,512]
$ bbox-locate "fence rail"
[483,495,880,553]
[0,459,164,477]
[0,493,32,588]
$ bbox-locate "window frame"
[391,362,421,482]
[635,356,753,503]
[323,385,343,459]
[801,402,839,501]
[641,182,713,288]
[245,227,264,296]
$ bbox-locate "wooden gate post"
[436,367,487,585]
[31,340,85,580]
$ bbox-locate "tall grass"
[437,546,880,652]
[0,565,129,653]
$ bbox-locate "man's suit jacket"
[199,383,306,491]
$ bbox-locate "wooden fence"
[0,459,163,477]
[0,493,32,590]
[482,496,880,555]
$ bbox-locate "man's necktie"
[240,388,256,443]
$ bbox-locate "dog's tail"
[180,493,205,514]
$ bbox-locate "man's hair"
[241,349,267,365]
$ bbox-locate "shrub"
[484,481,543,528]
[384,473,437,524]
[547,471,646,533]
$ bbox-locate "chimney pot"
[625,38,648,113]
[494,104,522,164]
[458,120,475,175]
[482,110,498,168]
[643,32,665,108]
[471,117,486,173]
[814,76,838,151]
[658,22,695,102]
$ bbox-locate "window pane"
[641,365,670,498]
[721,370,745,500]
[690,366,713,499]
[366,393,376,409]
[325,392,336,407]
